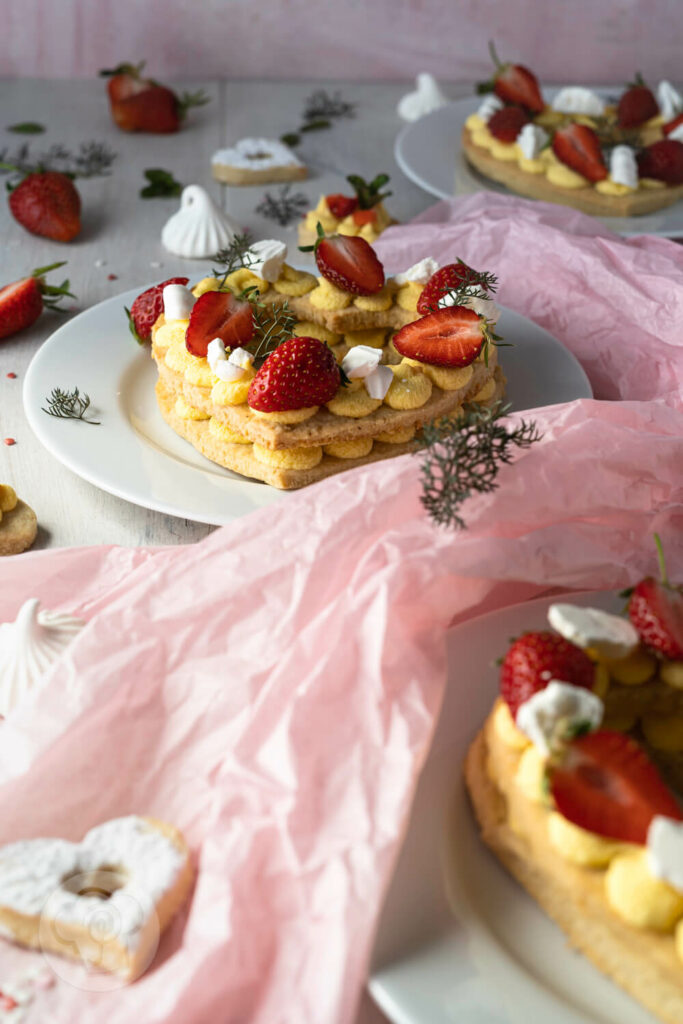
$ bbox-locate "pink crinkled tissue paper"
[0,196,681,1024]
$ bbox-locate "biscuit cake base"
[211,164,308,186]
[461,127,683,218]
[156,369,505,490]
[464,705,683,1024]
[259,286,419,333]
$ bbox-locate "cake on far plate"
[297,171,397,247]
[462,44,683,216]
[465,541,683,1024]
[132,234,506,490]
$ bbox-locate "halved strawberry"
[487,106,530,143]
[552,124,607,182]
[417,263,476,315]
[185,291,254,358]
[500,630,595,719]
[617,74,659,129]
[549,730,683,844]
[0,262,74,341]
[628,537,683,659]
[478,42,544,114]
[326,194,358,219]
[637,139,683,184]
[247,336,340,412]
[663,112,683,137]
[125,277,189,345]
[393,306,490,368]
[304,231,385,296]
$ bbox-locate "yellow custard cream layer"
[465,113,660,194]
[303,196,392,244]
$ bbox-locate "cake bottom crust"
[464,710,683,1024]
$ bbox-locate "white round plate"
[395,88,683,239]
[369,590,659,1024]
[23,287,591,526]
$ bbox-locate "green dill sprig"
[211,233,255,288]
[416,401,541,528]
[255,185,308,226]
[0,141,116,183]
[41,387,100,425]
[244,293,297,368]
[280,88,355,147]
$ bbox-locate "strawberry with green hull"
[617,74,659,129]
[549,730,683,845]
[477,41,544,114]
[126,277,189,345]
[300,224,385,295]
[0,263,74,340]
[628,536,683,659]
[552,123,608,182]
[100,61,209,133]
[247,337,340,412]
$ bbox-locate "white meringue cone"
[161,185,241,259]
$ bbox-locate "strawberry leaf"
[7,122,45,134]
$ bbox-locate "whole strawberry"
[248,337,340,412]
[8,171,81,242]
[487,106,530,143]
[100,62,209,133]
[417,261,490,315]
[300,225,385,296]
[125,277,189,345]
[500,630,595,719]
[477,41,544,114]
[637,139,683,185]
[628,535,683,659]
[617,73,659,129]
[0,262,74,340]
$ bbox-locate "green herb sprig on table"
[0,141,117,184]
[140,167,183,198]
[280,88,356,147]
[255,185,308,226]
[42,387,100,425]
[416,402,541,528]
[7,122,45,135]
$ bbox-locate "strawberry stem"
[99,61,146,79]
[488,40,503,71]
[177,90,211,121]
[654,533,669,586]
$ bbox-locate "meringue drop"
[397,73,448,122]
[161,185,241,259]
[0,599,85,718]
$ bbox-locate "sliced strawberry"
[500,630,595,719]
[352,208,378,226]
[417,262,480,316]
[315,235,385,296]
[663,112,683,137]
[8,171,81,242]
[628,538,683,659]
[392,306,489,368]
[247,336,340,412]
[549,730,683,844]
[326,194,358,219]
[185,291,254,358]
[617,75,659,129]
[0,262,74,341]
[552,124,607,182]
[487,106,530,143]
[637,139,683,184]
[478,43,544,114]
[126,277,189,345]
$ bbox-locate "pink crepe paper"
[375,193,683,409]
[0,199,681,1023]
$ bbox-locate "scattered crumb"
[6,373,16,380]
[94,258,107,268]
[107,273,118,280]
[3,439,15,446]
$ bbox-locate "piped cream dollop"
[0,599,85,718]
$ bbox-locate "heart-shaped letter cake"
[0,816,193,980]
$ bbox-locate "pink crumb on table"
[6,372,16,379]
[3,438,16,446]
[107,273,118,280]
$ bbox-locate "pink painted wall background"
[1,0,682,82]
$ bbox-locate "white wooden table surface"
[0,78,468,551]
[0,77,473,1024]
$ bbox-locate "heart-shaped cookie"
[0,817,192,980]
